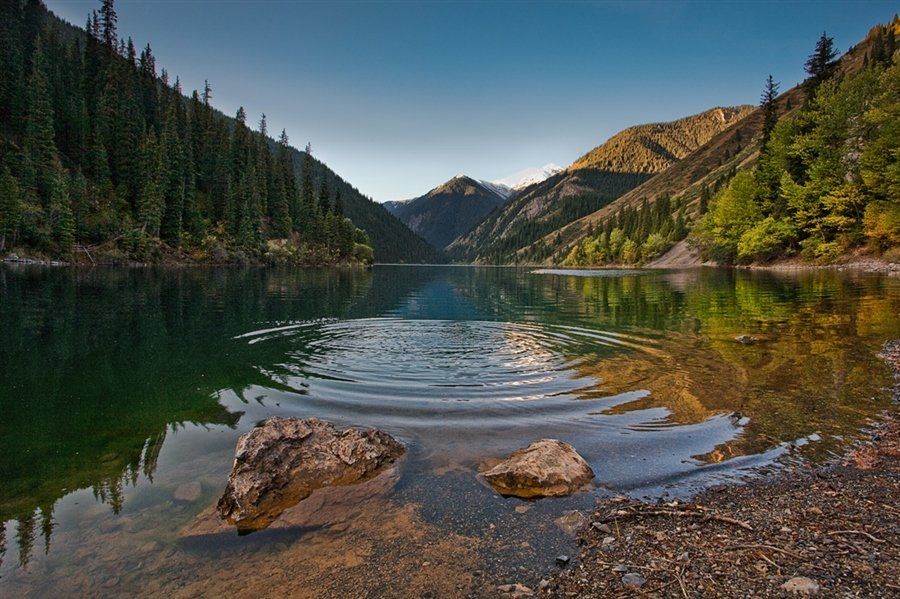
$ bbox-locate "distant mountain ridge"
[384,175,509,250]
[446,106,754,263]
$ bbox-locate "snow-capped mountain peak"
[492,163,564,192]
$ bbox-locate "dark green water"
[1,265,898,596]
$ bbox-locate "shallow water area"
[1,265,898,596]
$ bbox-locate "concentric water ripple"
[239,317,648,404]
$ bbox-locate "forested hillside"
[446,107,751,264]
[0,0,439,265]
[560,21,900,267]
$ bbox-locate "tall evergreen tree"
[0,166,22,250]
[98,0,117,48]
[759,75,780,150]
[804,31,838,92]
[137,131,164,237]
[47,167,74,254]
[23,35,57,203]
[334,188,344,216]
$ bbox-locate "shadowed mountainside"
[385,175,509,250]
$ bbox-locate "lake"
[1,265,898,596]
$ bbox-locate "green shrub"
[737,217,797,262]
[863,200,900,250]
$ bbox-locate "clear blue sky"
[47,0,897,202]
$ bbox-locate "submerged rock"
[174,482,202,502]
[481,439,594,498]
[217,417,404,531]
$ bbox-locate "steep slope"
[385,176,509,249]
[16,3,440,265]
[280,148,442,263]
[534,22,891,266]
[446,106,753,263]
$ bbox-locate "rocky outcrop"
[481,439,594,498]
[217,417,405,531]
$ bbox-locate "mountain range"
[383,164,564,250]
[446,106,754,263]
[384,176,509,250]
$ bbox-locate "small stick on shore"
[602,508,754,531]
[827,529,886,543]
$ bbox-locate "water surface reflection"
[1,265,897,595]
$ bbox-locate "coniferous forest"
[0,0,442,265]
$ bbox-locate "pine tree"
[0,0,26,135]
[201,79,212,106]
[318,175,330,215]
[334,188,344,216]
[759,75,780,149]
[699,186,711,215]
[23,35,58,203]
[0,166,22,250]
[47,168,74,254]
[137,131,165,237]
[269,127,292,236]
[160,106,184,244]
[300,140,316,235]
[804,32,838,92]
[99,0,117,48]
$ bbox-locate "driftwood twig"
[604,508,754,531]
[827,529,886,544]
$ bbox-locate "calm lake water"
[1,265,898,596]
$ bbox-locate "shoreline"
[531,340,900,597]
[5,250,899,273]
[1,254,373,269]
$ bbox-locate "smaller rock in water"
[622,572,646,587]
[611,564,628,573]
[781,576,820,595]
[174,482,202,502]
[480,439,594,498]
[555,555,570,566]
[735,334,757,344]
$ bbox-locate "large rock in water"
[217,417,405,531]
[481,439,594,498]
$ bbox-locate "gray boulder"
[217,417,404,531]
